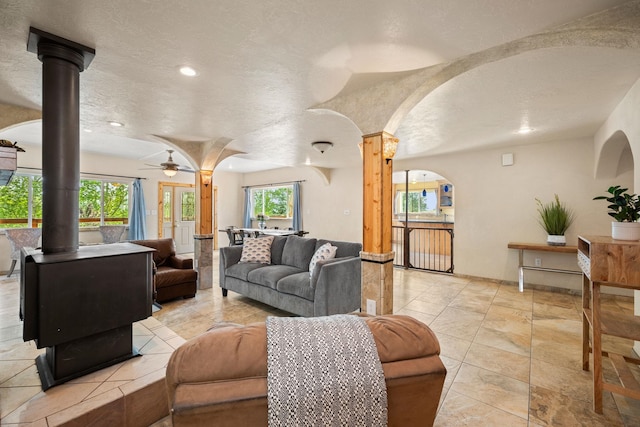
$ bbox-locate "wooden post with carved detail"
[361,131,396,315]
[198,170,213,234]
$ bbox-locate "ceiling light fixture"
[383,136,399,163]
[163,168,178,177]
[108,121,124,127]
[179,66,198,77]
[312,141,333,154]
[83,128,92,133]
[516,125,534,134]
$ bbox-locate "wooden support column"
[361,131,396,315]
[197,170,213,234]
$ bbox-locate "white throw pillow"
[239,236,274,264]
[309,243,337,277]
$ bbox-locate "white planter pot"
[547,235,566,246]
[611,221,640,241]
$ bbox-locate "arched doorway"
[391,170,455,273]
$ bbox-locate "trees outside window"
[252,186,293,219]
[0,174,129,228]
[395,190,437,214]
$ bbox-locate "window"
[252,186,293,219]
[395,190,438,214]
[181,191,195,221]
[0,175,42,228]
[0,173,129,229]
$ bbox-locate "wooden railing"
[0,218,128,228]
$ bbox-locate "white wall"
[0,143,195,273]
[396,137,632,292]
[214,166,363,247]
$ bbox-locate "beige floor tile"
[394,308,436,325]
[440,355,461,390]
[530,358,609,406]
[529,384,624,427]
[402,299,447,317]
[464,342,530,382]
[491,294,534,312]
[429,307,485,341]
[532,301,581,321]
[436,332,472,362]
[447,291,493,314]
[474,326,531,357]
[438,389,528,426]
[451,364,530,419]
[533,290,577,309]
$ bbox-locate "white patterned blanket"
[266,315,388,427]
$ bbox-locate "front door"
[174,186,196,253]
[159,182,196,254]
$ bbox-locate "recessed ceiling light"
[83,128,92,133]
[108,121,124,127]
[516,126,534,134]
[179,66,198,77]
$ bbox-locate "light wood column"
[197,170,213,234]
[361,131,396,315]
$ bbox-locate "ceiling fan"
[142,149,194,177]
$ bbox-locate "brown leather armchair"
[131,238,197,303]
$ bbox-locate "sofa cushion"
[316,239,361,259]
[309,243,337,277]
[276,272,315,301]
[247,265,304,290]
[281,236,317,270]
[226,263,266,282]
[240,236,274,264]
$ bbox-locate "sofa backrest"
[130,238,176,266]
[315,239,362,259]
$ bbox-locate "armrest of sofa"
[167,255,193,269]
[313,256,361,316]
[219,246,244,288]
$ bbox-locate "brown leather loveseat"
[166,314,446,426]
[131,238,197,303]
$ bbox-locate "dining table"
[236,228,300,237]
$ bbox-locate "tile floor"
[3,252,640,426]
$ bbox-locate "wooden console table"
[578,235,640,413]
[507,242,580,292]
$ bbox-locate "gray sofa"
[219,235,362,317]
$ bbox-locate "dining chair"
[5,227,42,277]
[225,228,244,246]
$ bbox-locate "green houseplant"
[536,194,574,246]
[593,185,640,240]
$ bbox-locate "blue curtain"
[243,187,252,228]
[292,182,302,230]
[129,178,147,240]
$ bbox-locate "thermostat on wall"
[502,153,514,166]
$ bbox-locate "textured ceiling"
[0,0,638,173]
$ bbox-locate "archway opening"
[392,170,455,273]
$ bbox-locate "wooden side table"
[507,242,580,292]
[578,235,640,413]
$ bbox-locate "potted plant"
[536,194,574,246]
[256,214,268,229]
[593,185,640,241]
